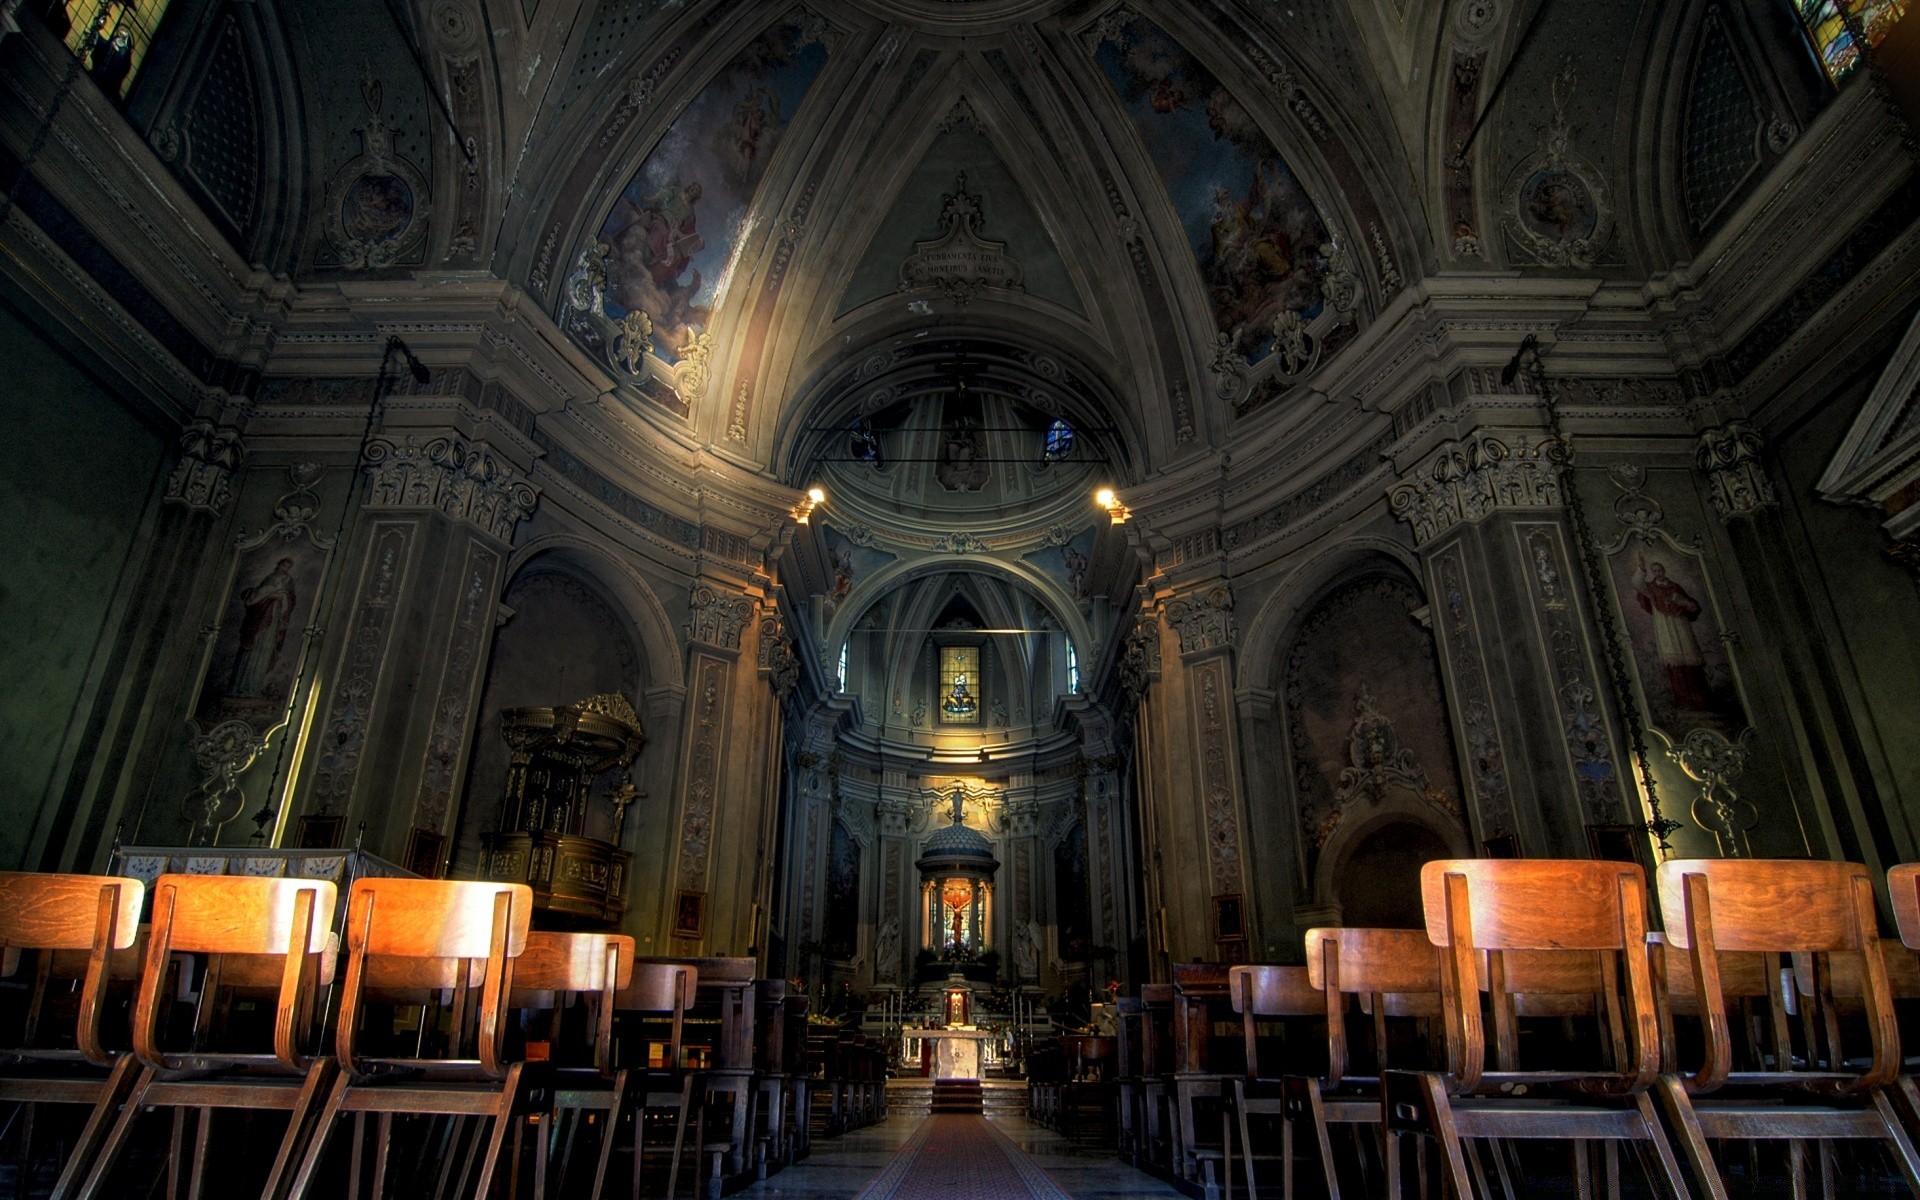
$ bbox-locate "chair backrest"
[0,872,145,1066]
[510,931,635,1071]
[1657,858,1894,1092]
[1889,864,1920,950]
[1305,927,1443,1080]
[1419,858,1658,1092]
[138,874,336,1073]
[336,879,532,1078]
[615,961,696,1072]
[1227,964,1321,1080]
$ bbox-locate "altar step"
[931,1080,983,1114]
[888,1078,1026,1116]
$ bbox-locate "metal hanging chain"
[1513,336,1681,853]
[0,13,104,229]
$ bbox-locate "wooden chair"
[1654,858,1920,1198]
[502,930,633,1200]
[1221,964,1323,1200]
[1138,983,1176,1171]
[1383,858,1695,1199]
[60,873,337,1200]
[594,960,698,1200]
[1284,927,1447,1200]
[780,992,811,1161]
[749,979,787,1174]
[0,872,145,1200]
[1172,963,1237,1186]
[284,878,533,1200]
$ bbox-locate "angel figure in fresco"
[230,558,297,698]
[829,544,855,606]
[1634,555,1709,712]
[722,86,781,180]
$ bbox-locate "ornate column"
[294,429,537,865]
[874,792,914,987]
[1148,580,1254,963]
[665,579,774,953]
[1387,429,1624,855]
[1696,422,1778,524]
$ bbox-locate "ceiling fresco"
[1090,12,1337,364]
[567,18,830,371]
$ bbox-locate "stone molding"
[1161,584,1236,657]
[362,433,538,543]
[164,420,244,515]
[1387,432,1565,547]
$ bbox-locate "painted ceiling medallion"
[323,74,429,270]
[1503,58,1613,269]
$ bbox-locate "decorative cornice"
[361,433,539,543]
[1387,432,1566,547]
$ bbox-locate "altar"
[902,1027,996,1080]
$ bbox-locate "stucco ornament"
[1503,58,1612,269]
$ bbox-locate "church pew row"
[0,871,884,1200]
[1044,858,1920,1200]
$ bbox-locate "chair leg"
[1623,1094,1696,1200]
[1416,1075,1473,1200]
[470,1064,524,1200]
[627,1102,643,1200]
[668,1084,692,1200]
[262,1059,337,1200]
[370,1113,393,1200]
[1872,1090,1920,1196]
[60,1066,155,1200]
[284,1069,356,1200]
[1650,1077,1727,1200]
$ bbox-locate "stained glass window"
[939,645,981,724]
[838,642,849,691]
[1043,419,1075,463]
[1066,641,1080,694]
[54,1,175,99]
[1793,0,1911,84]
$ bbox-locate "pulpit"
[479,692,643,923]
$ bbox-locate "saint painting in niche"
[1633,555,1708,713]
[229,558,298,698]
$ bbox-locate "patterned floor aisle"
[852,1115,1069,1200]
[734,1113,1186,1200]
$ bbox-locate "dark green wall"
[0,306,166,869]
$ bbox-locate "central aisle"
[735,1112,1186,1200]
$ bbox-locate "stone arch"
[1315,810,1468,929]
[507,533,685,692]
[1272,562,1469,919]
[1238,536,1424,694]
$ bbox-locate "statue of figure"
[1015,920,1039,979]
[876,916,901,981]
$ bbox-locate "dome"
[920,820,995,860]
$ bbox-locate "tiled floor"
[735,1114,1186,1200]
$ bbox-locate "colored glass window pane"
[1794,0,1912,83]
[60,1,174,99]
[939,645,981,724]
[1044,419,1075,462]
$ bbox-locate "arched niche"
[1277,567,1470,922]
[1325,816,1462,930]
[450,559,647,878]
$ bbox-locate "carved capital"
[686,584,754,650]
[164,420,244,515]
[1386,432,1565,546]
[1695,422,1777,523]
[1117,615,1162,697]
[1162,584,1236,656]
[362,434,538,543]
[757,613,799,697]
